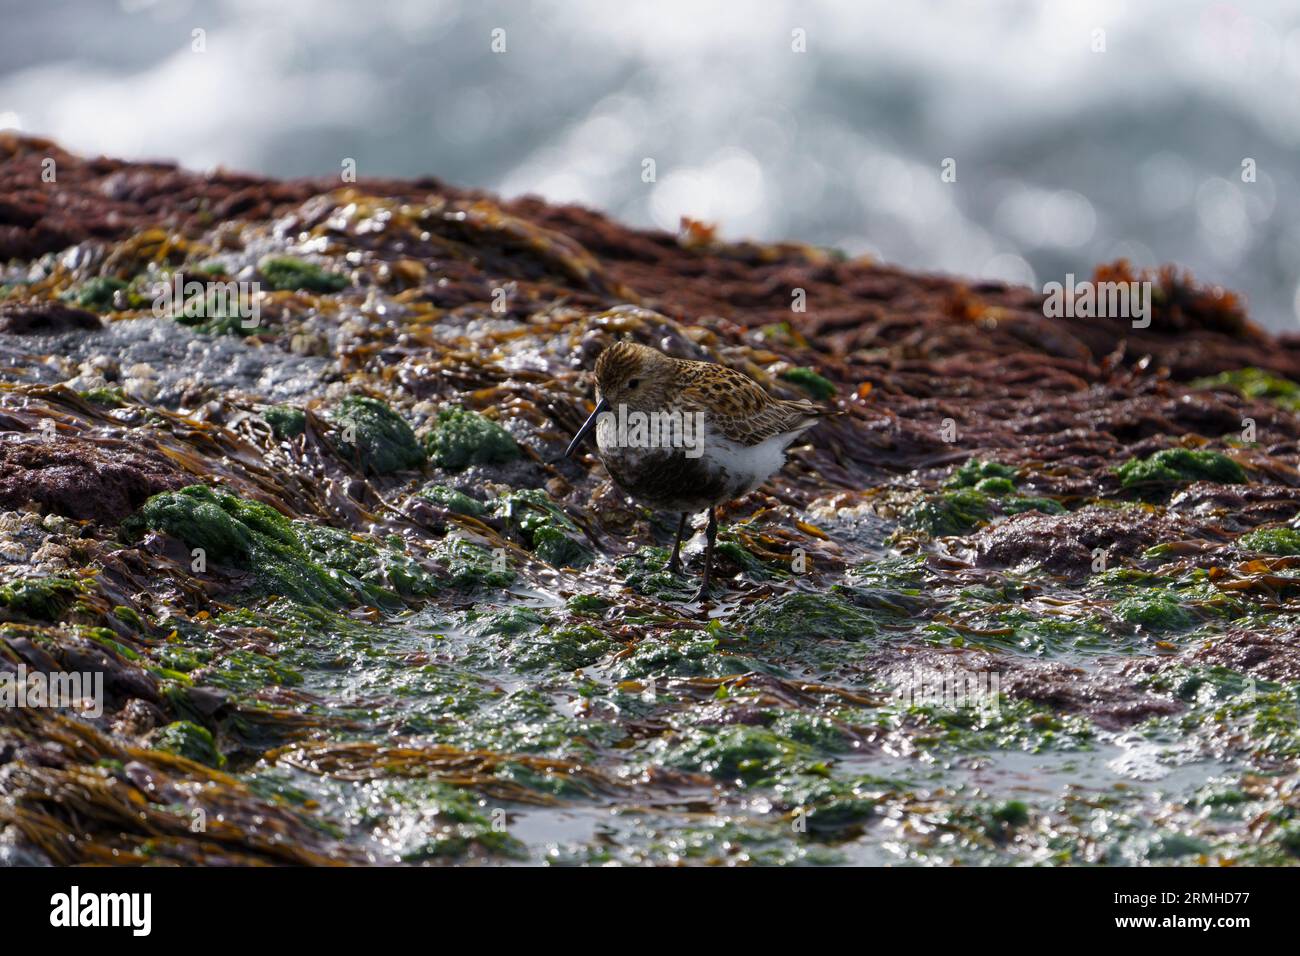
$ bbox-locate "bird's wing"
[677,365,826,446]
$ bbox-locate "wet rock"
[1169,481,1300,528]
[111,697,164,737]
[1191,631,1300,682]
[1000,660,1182,730]
[973,505,1204,575]
[0,300,103,334]
[0,434,187,524]
[873,646,1181,731]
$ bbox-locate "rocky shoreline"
[1,133,1298,865]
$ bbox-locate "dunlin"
[566,341,828,600]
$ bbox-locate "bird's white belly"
[594,415,798,512]
[703,431,791,496]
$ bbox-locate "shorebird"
[565,341,827,600]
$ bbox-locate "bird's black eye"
[627,378,640,389]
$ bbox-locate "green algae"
[1113,590,1197,630]
[460,686,621,756]
[417,484,488,517]
[714,529,778,580]
[79,386,127,407]
[292,524,440,602]
[1194,367,1300,412]
[430,536,515,590]
[566,593,611,616]
[424,407,519,470]
[609,628,754,680]
[974,476,1015,495]
[903,696,1095,754]
[933,597,1112,655]
[262,404,306,440]
[0,576,84,622]
[111,605,144,630]
[1136,666,1300,764]
[67,276,128,312]
[493,489,592,568]
[169,285,259,336]
[396,782,527,861]
[662,725,813,784]
[780,367,835,400]
[1002,494,1066,516]
[204,649,304,692]
[1239,526,1300,556]
[946,459,1018,489]
[132,484,435,608]
[257,256,348,293]
[616,546,695,600]
[737,590,881,649]
[901,488,992,536]
[771,774,883,836]
[847,555,932,591]
[936,459,1063,518]
[328,396,425,475]
[151,720,225,769]
[1115,448,1246,488]
[462,607,615,672]
[82,626,141,662]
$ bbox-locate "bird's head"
[565,340,675,457]
[593,340,675,411]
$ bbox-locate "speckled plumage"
[594,341,822,448]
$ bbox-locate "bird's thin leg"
[667,512,689,575]
[692,507,717,602]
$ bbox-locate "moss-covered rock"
[902,488,993,536]
[417,484,488,517]
[0,576,83,622]
[946,459,1018,489]
[329,396,425,475]
[67,276,128,312]
[738,590,879,644]
[1115,448,1246,488]
[262,404,306,440]
[151,720,225,768]
[492,489,592,568]
[1238,525,1300,556]
[257,256,348,293]
[1194,367,1300,412]
[424,407,519,470]
[131,484,436,608]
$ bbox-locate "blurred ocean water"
[2,0,1299,329]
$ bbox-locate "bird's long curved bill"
[565,397,609,458]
